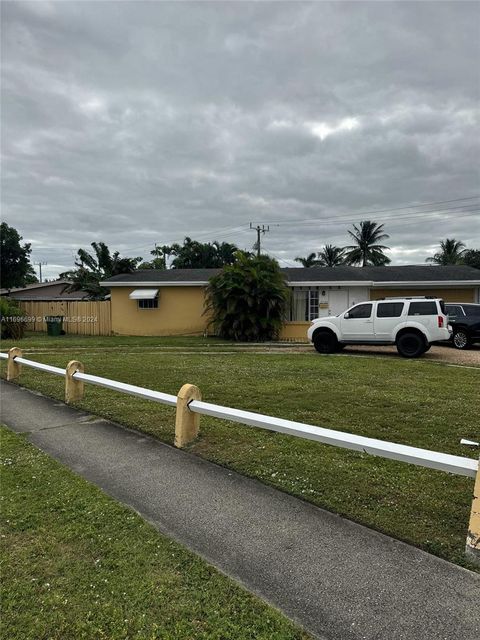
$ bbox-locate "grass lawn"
[0,427,309,640]
[1,333,478,570]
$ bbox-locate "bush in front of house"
[205,253,290,341]
[0,297,26,339]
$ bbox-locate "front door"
[329,290,349,316]
[340,303,374,340]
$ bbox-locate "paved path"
[2,380,479,640]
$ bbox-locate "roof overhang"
[129,288,159,300]
[370,280,480,288]
[101,281,209,287]
[102,278,480,289]
[287,281,373,287]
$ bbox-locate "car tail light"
[438,315,444,328]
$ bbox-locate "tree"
[164,237,241,269]
[205,253,290,341]
[0,222,38,289]
[317,244,346,267]
[463,249,480,270]
[294,253,318,268]
[344,220,391,266]
[138,245,168,270]
[426,239,466,265]
[61,242,142,299]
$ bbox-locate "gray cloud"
[1,0,479,279]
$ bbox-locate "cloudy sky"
[2,0,479,279]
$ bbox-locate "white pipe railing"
[189,400,478,478]
[15,356,65,377]
[2,350,478,479]
[73,371,177,407]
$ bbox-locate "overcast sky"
[2,1,479,279]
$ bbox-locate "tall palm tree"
[61,242,142,299]
[344,220,391,267]
[426,239,466,265]
[317,244,346,267]
[294,252,318,267]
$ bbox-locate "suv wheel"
[452,329,470,350]
[313,330,338,354]
[396,332,426,358]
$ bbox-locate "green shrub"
[205,254,290,341]
[0,297,26,339]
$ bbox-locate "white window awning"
[129,288,159,300]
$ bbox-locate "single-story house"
[1,279,88,301]
[101,265,480,340]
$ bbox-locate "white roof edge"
[370,280,480,287]
[287,281,374,287]
[101,279,480,288]
[100,281,209,287]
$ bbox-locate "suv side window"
[446,305,463,317]
[376,302,404,318]
[462,305,480,317]
[408,301,438,316]
[347,303,372,319]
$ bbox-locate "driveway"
[338,343,480,366]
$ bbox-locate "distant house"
[0,279,88,302]
[101,265,480,340]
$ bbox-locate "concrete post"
[65,360,85,404]
[7,347,22,381]
[466,458,480,566]
[174,383,201,448]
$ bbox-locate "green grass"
[1,334,478,569]
[0,427,309,640]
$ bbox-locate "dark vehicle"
[445,303,480,349]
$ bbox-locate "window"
[445,305,464,317]
[138,297,158,309]
[408,301,437,316]
[462,305,480,317]
[347,303,372,319]
[376,302,404,318]
[289,287,320,321]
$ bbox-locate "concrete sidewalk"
[1,380,479,640]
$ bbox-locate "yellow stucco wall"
[110,285,477,338]
[279,322,310,341]
[110,286,210,336]
[370,288,476,302]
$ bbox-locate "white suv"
[307,297,451,358]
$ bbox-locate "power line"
[266,195,480,225]
[280,206,480,228]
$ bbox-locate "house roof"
[1,279,89,301]
[101,265,480,287]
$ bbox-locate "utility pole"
[35,261,47,283]
[249,223,270,257]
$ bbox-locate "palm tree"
[205,254,289,341]
[61,242,142,299]
[426,239,466,265]
[294,253,319,267]
[344,221,391,266]
[163,237,242,268]
[317,244,346,267]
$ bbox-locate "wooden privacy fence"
[17,301,111,336]
[2,347,479,565]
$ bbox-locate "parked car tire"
[396,332,426,358]
[313,330,338,354]
[452,328,471,350]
